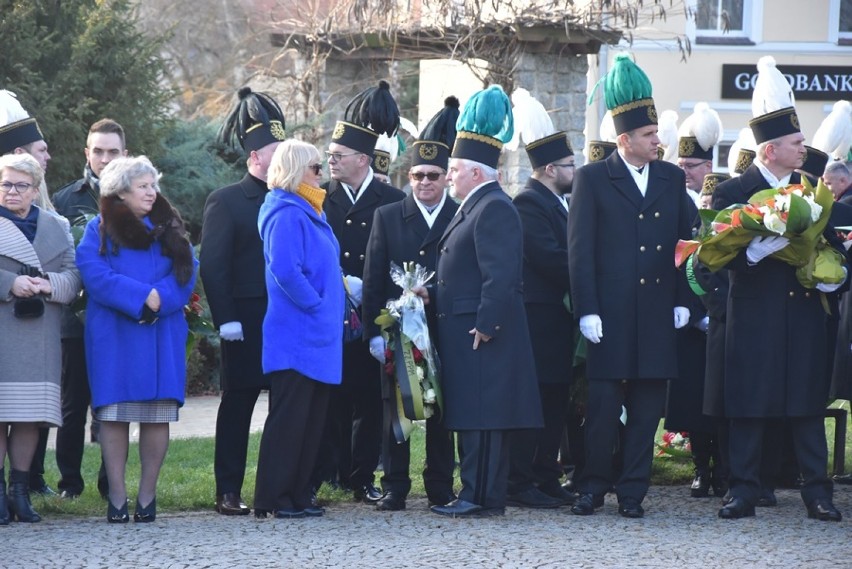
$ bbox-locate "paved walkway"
[25,396,849,568]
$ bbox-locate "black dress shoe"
[353,484,385,503]
[718,497,755,519]
[538,483,577,505]
[431,499,504,518]
[571,493,604,516]
[134,498,156,523]
[107,499,129,524]
[833,473,852,485]
[807,498,842,521]
[690,471,711,498]
[427,492,457,507]
[376,492,406,511]
[274,508,306,519]
[216,493,250,515]
[506,487,564,509]
[757,488,777,507]
[617,497,644,518]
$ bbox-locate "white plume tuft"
[599,111,617,142]
[399,116,419,139]
[679,102,723,152]
[752,56,795,117]
[0,89,31,127]
[506,88,555,151]
[657,110,679,163]
[374,133,399,162]
[811,100,852,160]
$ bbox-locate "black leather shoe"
[618,497,644,518]
[134,498,156,523]
[107,499,129,524]
[431,499,504,518]
[215,493,250,515]
[506,487,564,509]
[690,471,711,498]
[538,483,577,505]
[833,473,852,485]
[571,493,604,516]
[274,508,305,519]
[427,492,457,507]
[807,498,842,521]
[757,488,777,507]
[718,497,755,519]
[376,492,406,511]
[353,484,385,503]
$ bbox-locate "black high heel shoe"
[107,499,129,523]
[134,498,156,522]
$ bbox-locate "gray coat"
[0,209,81,425]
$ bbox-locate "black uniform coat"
[434,182,543,431]
[512,178,573,385]
[567,151,695,380]
[712,164,839,417]
[323,177,406,280]
[199,173,269,391]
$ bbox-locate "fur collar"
[99,193,194,285]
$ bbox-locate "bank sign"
[722,64,852,101]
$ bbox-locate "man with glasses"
[318,81,405,504]
[362,97,460,512]
[508,122,577,509]
[200,88,286,516]
[676,103,722,205]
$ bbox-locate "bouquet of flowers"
[375,262,442,443]
[675,178,846,291]
[656,431,691,459]
[184,291,215,360]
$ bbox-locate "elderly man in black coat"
[567,56,695,518]
[200,88,285,515]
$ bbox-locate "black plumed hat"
[218,87,286,153]
[411,96,460,169]
[331,80,400,155]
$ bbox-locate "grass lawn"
[26,408,852,517]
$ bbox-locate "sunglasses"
[410,171,442,181]
[308,163,323,175]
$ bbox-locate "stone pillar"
[501,51,589,196]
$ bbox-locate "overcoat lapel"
[439,182,500,246]
[641,161,669,212]
[605,151,644,210]
[401,195,429,244]
[0,216,42,269]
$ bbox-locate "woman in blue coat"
[76,156,196,523]
[253,139,344,519]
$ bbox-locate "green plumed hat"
[594,53,658,135]
[452,85,514,169]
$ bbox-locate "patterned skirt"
[95,400,180,423]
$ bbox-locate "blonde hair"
[0,152,44,189]
[99,156,160,197]
[267,139,321,191]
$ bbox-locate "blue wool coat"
[258,189,344,385]
[77,216,197,409]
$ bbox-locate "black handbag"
[14,264,46,319]
[343,293,363,343]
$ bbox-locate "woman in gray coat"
[0,154,81,524]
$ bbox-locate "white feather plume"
[752,56,795,117]
[811,100,852,160]
[657,110,679,163]
[599,111,617,142]
[506,88,555,152]
[0,89,31,127]
[399,116,419,139]
[374,133,399,162]
[727,128,757,174]
[679,102,723,152]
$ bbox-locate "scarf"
[83,163,101,203]
[0,204,39,243]
[295,182,327,215]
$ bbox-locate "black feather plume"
[343,80,400,137]
[218,87,286,150]
[420,96,460,148]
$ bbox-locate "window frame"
[686,0,763,45]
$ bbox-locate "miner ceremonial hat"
[451,85,514,169]
[0,90,45,155]
[801,145,829,182]
[678,102,723,161]
[748,56,800,145]
[509,88,572,169]
[596,53,658,135]
[331,80,400,156]
[412,96,460,170]
[373,132,406,177]
[701,172,730,196]
[218,87,286,153]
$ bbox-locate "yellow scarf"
[295,182,326,215]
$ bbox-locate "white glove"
[579,314,603,344]
[344,275,363,306]
[816,266,847,293]
[674,306,690,329]
[219,321,244,341]
[369,336,386,363]
[746,235,789,264]
[695,316,709,334]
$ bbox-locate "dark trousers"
[728,415,832,507]
[579,379,667,502]
[508,382,572,494]
[457,429,510,508]
[214,386,266,496]
[29,428,49,489]
[253,370,330,511]
[379,393,455,502]
[56,338,91,494]
[314,342,381,489]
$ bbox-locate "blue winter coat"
[258,189,344,384]
[76,216,197,409]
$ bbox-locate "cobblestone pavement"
[24,396,849,568]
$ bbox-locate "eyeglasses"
[410,171,442,182]
[308,163,323,175]
[678,160,710,171]
[0,181,33,194]
[552,163,575,169]
[325,151,360,162]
